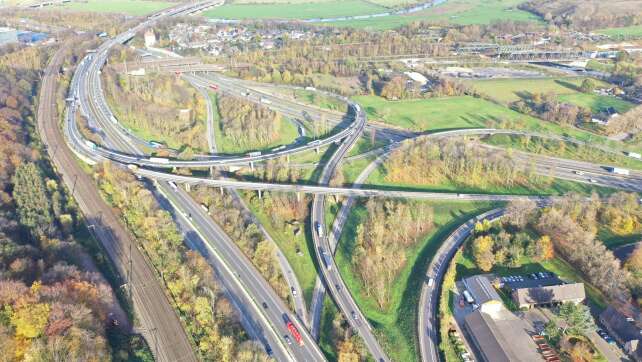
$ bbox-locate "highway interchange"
[47,2,642,361]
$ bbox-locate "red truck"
[286,321,304,346]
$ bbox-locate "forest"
[382,137,550,190]
[217,94,284,151]
[0,46,132,360]
[102,50,208,155]
[352,199,434,309]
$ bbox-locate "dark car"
[265,344,273,356]
[262,302,269,309]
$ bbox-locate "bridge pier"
[184,183,191,192]
[315,147,319,154]
[258,189,262,199]
[296,192,301,202]
[249,161,254,171]
[219,187,224,195]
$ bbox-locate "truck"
[148,157,170,164]
[607,167,630,176]
[272,145,286,152]
[286,321,304,346]
[315,222,324,238]
[84,140,96,150]
[260,98,272,105]
[320,247,332,270]
[246,151,261,157]
[109,115,117,124]
[625,152,641,160]
[304,86,316,91]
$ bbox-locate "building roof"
[513,283,585,306]
[600,306,641,343]
[464,308,542,362]
[463,275,501,305]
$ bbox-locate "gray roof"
[464,308,542,362]
[600,306,641,343]
[463,275,501,305]
[513,283,585,306]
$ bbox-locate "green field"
[352,94,640,153]
[335,200,499,362]
[597,25,642,38]
[63,0,173,16]
[325,0,540,29]
[204,0,386,20]
[468,77,635,113]
[209,93,300,154]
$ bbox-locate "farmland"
[62,0,173,16]
[597,25,642,38]
[203,0,386,20]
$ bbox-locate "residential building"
[600,306,642,361]
[512,283,586,309]
[144,29,156,47]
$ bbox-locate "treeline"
[94,163,266,360]
[217,94,282,150]
[353,199,434,309]
[0,47,127,360]
[1,8,131,33]
[102,59,207,155]
[382,137,550,190]
[325,307,369,361]
[470,193,642,304]
[369,72,470,100]
[191,186,291,302]
[512,91,591,127]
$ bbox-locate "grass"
[203,0,386,20]
[62,0,173,16]
[324,0,541,29]
[353,94,640,153]
[598,227,642,249]
[318,297,340,360]
[334,200,499,362]
[241,192,318,306]
[597,25,642,39]
[484,134,642,171]
[557,93,634,114]
[209,92,300,155]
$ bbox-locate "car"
[531,273,538,280]
[351,311,358,320]
[284,335,292,345]
[588,178,598,183]
[265,344,273,356]
[262,302,268,309]
[538,272,546,279]
[335,283,341,291]
[574,170,585,175]
[291,287,297,296]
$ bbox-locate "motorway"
[66,2,328,360]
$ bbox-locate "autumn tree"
[472,235,495,272]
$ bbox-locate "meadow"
[63,0,173,16]
[597,25,642,38]
[203,0,386,20]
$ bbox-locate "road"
[308,99,391,361]
[67,2,327,359]
[417,208,506,362]
[38,43,198,362]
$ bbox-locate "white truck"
[315,222,324,238]
[148,157,170,164]
[625,152,641,160]
[246,151,261,157]
[607,167,630,176]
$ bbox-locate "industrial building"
[461,275,543,362]
[512,283,586,309]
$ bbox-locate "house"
[144,29,156,48]
[512,283,586,309]
[600,306,642,361]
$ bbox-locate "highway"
[66,2,329,360]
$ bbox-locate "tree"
[472,235,495,271]
[534,235,555,261]
[505,199,537,228]
[12,162,52,236]
[558,302,595,336]
[580,79,596,94]
[626,243,642,272]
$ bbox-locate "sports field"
[63,0,173,16]
[203,0,386,20]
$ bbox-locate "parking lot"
[498,272,563,290]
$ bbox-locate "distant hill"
[519,0,642,30]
